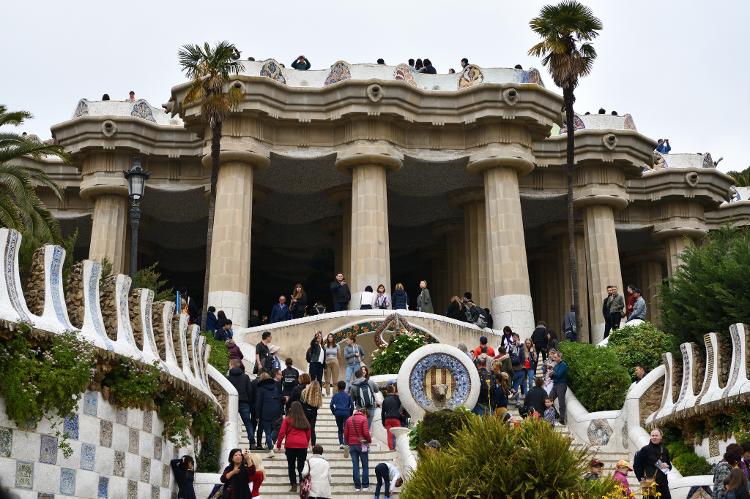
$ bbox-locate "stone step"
[261,483,399,494]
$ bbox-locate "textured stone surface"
[99,419,113,448]
[24,247,46,316]
[100,276,118,341]
[59,467,76,495]
[113,450,125,477]
[80,443,96,471]
[64,262,85,329]
[16,460,33,488]
[89,194,128,275]
[0,427,11,457]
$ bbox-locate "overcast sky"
[2,0,748,172]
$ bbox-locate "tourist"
[414,58,423,71]
[628,288,647,322]
[547,330,559,352]
[634,365,646,382]
[509,333,526,403]
[523,339,538,392]
[301,445,332,498]
[523,376,547,417]
[343,334,365,389]
[562,305,577,341]
[416,280,434,313]
[584,459,604,480]
[460,57,469,68]
[301,380,323,446]
[281,358,299,401]
[226,338,243,365]
[215,320,234,341]
[374,462,403,499]
[549,350,568,424]
[543,397,558,425]
[255,372,284,453]
[419,58,436,74]
[330,273,351,312]
[633,428,672,499]
[102,94,110,101]
[128,90,136,102]
[290,283,308,319]
[457,343,471,359]
[249,370,264,449]
[228,359,255,447]
[330,380,354,448]
[514,64,523,69]
[723,468,750,499]
[484,308,494,329]
[289,372,311,409]
[611,110,619,116]
[625,284,636,317]
[180,288,199,324]
[531,321,549,362]
[612,460,634,497]
[603,285,625,338]
[246,452,265,497]
[374,284,389,309]
[276,401,312,492]
[349,369,378,428]
[408,58,415,68]
[473,355,492,416]
[344,407,372,492]
[490,372,510,417]
[655,139,671,154]
[323,333,339,396]
[206,306,219,333]
[740,442,750,478]
[448,68,456,74]
[377,58,385,65]
[267,345,282,372]
[464,298,488,328]
[170,455,196,499]
[269,295,291,324]
[306,331,325,384]
[713,443,743,499]
[220,449,256,499]
[217,310,229,329]
[493,346,513,381]
[446,296,465,321]
[392,282,408,310]
[361,366,380,425]
[598,108,606,114]
[248,309,262,328]
[291,55,311,70]
[360,285,375,309]
[472,335,495,359]
[381,384,402,450]
[499,326,514,351]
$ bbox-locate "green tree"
[0,105,69,242]
[728,165,750,187]
[529,2,602,335]
[177,42,244,329]
[661,227,750,345]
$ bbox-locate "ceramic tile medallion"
[393,64,417,87]
[113,450,125,477]
[141,456,151,482]
[0,427,11,457]
[83,391,98,416]
[143,410,153,433]
[98,476,109,498]
[60,468,76,495]
[587,419,613,446]
[131,100,156,122]
[259,59,286,85]
[100,420,113,448]
[63,414,79,440]
[39,434,58,464]
[324,61,351,86]
[128,427,139,454]
[80,442,96,470]
[457,64,484,89]
[127,479,138,499]
[16,460,34,488]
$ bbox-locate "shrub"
[412,408,471,455]
[101,359,161,409]
[559,342,631,412]
[132,262,175,302]
[672,452,712,476]
[370,333,434,375]
[401,416,616,498]
[192,405,223,472]
[608,322,675,376]
[202,332,229,373]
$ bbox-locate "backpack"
[355,382,374,408]
[510,345,522,367]
[473,307,488,328]
[263,355,275,373]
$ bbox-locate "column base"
[207,290,248,330]
[591,321,605,344]
[491,294,535,340]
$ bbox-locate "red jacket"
[472,345,495,359]
[276,417,311,449]
[343,412,372,446]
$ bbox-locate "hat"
[590,459,604,468]
[269,345,280,354]
[615,460,633,471]
[424,439,441,449]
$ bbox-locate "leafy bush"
[192,405,223,472]
[411,408,472,455]
[156,391,192,447]
[202,332,229,373]
[661,227,750,345]
[370,332,434,375]
[608,322,675,376]
[672,452,712,476]
[559,342,631,412]
[101,359,161,409]
[401,416,615,498]
[132,262,175,302]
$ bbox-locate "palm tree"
[178,42,244,329]
[529,1,602,337]
[728,166,750,187]
[0,105,68,242]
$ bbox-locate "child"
[613,460,634,498]
[584,459,604,480]
[329,380,353,449]
[490,372,510,417]
[543,397,558,425]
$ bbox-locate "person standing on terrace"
[291,55,311,70]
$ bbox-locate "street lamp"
[124,157,149,277]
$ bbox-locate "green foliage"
[202,332,229,373]
[0,331,94,428]
[728,166,750,187]
[98,257,113,284]
[661,227,750,345]
[193,405,223,472]
[156,392,192,447]
[370,333,434,375]
[401,416,598,498]
[412,409,471,456]
[608,322,675,376]
[132,262,175,302]
[559,342,631,412]
[102,359,161,409]
[663,428,712,476]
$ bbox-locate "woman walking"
[307,331,325,385]
[392,283,408,310]
[220,449,257,499]
[713,443,743,499]
[276,401,312,493]
[288,372,310,409]
[416,280,433,313]
[344,334,365,390]
[374,284,389,309]
[323,333,340,396]
[170,455,196,499]
[301,380,323,446]
[290,283,308,319]
[524,339,538,393]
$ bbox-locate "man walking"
[255,331,272,375]
[603,285,625,338]
[227,359,256,448]
[531,321,549,362]
[549,350,568,425]
[330,273,351,312]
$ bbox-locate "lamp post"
[123,157,149,277]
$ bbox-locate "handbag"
[299,459,312,499]
[640,470,658,492]
[207,483,225,499]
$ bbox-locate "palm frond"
[0,108,33,127]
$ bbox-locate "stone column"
[469,154,535,336]
[652,201,707,278]
[450,189,489,308]
[638,259,664,324]
[206,151,269,329]
[337,149,401,308]
[433,221,462,303]
[327,187,352,280]
[664,235,693,278]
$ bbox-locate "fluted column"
[652,200,707,278]
[328,187,352,280]
[433,221,462,303]
[664,235,693,278]
[638,259,663,324]
[450,189,489,308]
[206,151,269,329]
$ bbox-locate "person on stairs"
[227,359,256,449]
[255,372,284,454]
[246,452,265,498]
[301,444,332,499]
[349,368,378,428]
[330,380,354,449]
[374,462,403,499]
[381,384,402,451]
[276,401,312,493]
[344,407,372,492]
[323,333,339,396]
[301,380,323,446]
[343,334,365,390]
[220,449,256,499]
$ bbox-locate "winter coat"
[613,470,633,497]
[531,326,547,347]
[220,464,256,499]
[330,391,354,417]
[343,412,371,446]
[392,289,409,310]
[524,386,547,415]
[417,288,433,313]
[276,417,311,449]
[227,367,254,406]
[170,459,196,499]
[226,342,244,361]
[301,455,332,498]
[330,281,351,304]
[381,394,401,423]
[255,378,283,422]
[269,303,290,323]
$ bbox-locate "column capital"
[79,174,129,200]
[572,163,629,210]
[651,223,707,241]
[336,144,402,172]
[466,145,535,176]
[447,188,484,208]
[200,150,270,170]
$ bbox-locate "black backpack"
[355,382,374,408]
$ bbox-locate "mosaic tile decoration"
[16,460,34,488]
[259,59,286,85]
[0,427,11,457]
[587,419,613,446]
[38,494,54,499]
[408,352,471,411]
[143,410,153,433]
[153,436,162,460]
[115,408,128,425]
[83,391,98,416]
[151,485,159,499]
[113,450,125,477]
[63,414,79,440]
[80,442,96,471]
[100,420,113,447]
[141,456,151,482]
[131,100,156,122]
[161,464,170,488]
[39,434,58,464]
[60,467,76,495]
[324,61,351,86]
[127,479,138,499]
[4,230,31,322]
[98,476,109,498]
[87,263,113,350]
[128,428,139,454]
[49,244,69,327]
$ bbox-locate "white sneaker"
[268,449,275,458]
[354,488,361,492]
[339,444,344,449]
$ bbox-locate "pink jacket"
[613,471,632,497]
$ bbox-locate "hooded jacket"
[255,378,283,422]
[227,367,254,406]
[392,289,409,310]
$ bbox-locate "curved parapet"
[198,334,210,389]
[158,301,185,381]
[673,343,699,413]
[113,274,141,358]
[40,244,74,332]
[727,324,749,398]
[80,260,114,351]
[134,288,162,365]
[189,325,204,389]
[206,364,239,469]
[697,333,722,405]
[177,313,195,382]
[0,228,33,324]
[650,352,675,422]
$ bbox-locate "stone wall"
[640,377,664,426]
[23,248,46,317]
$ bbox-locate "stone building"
[31,61,750,343]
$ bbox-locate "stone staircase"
[238,394,400,498]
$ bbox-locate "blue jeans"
[512,370,525,396]
[238,403,255,445]
[345,364,360,390]
[335,415,347,445]
[525,368,535,392]
[262,420,274,449]
[375,462,391,496]
[349,445,369,489]
[472,403,489,416]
